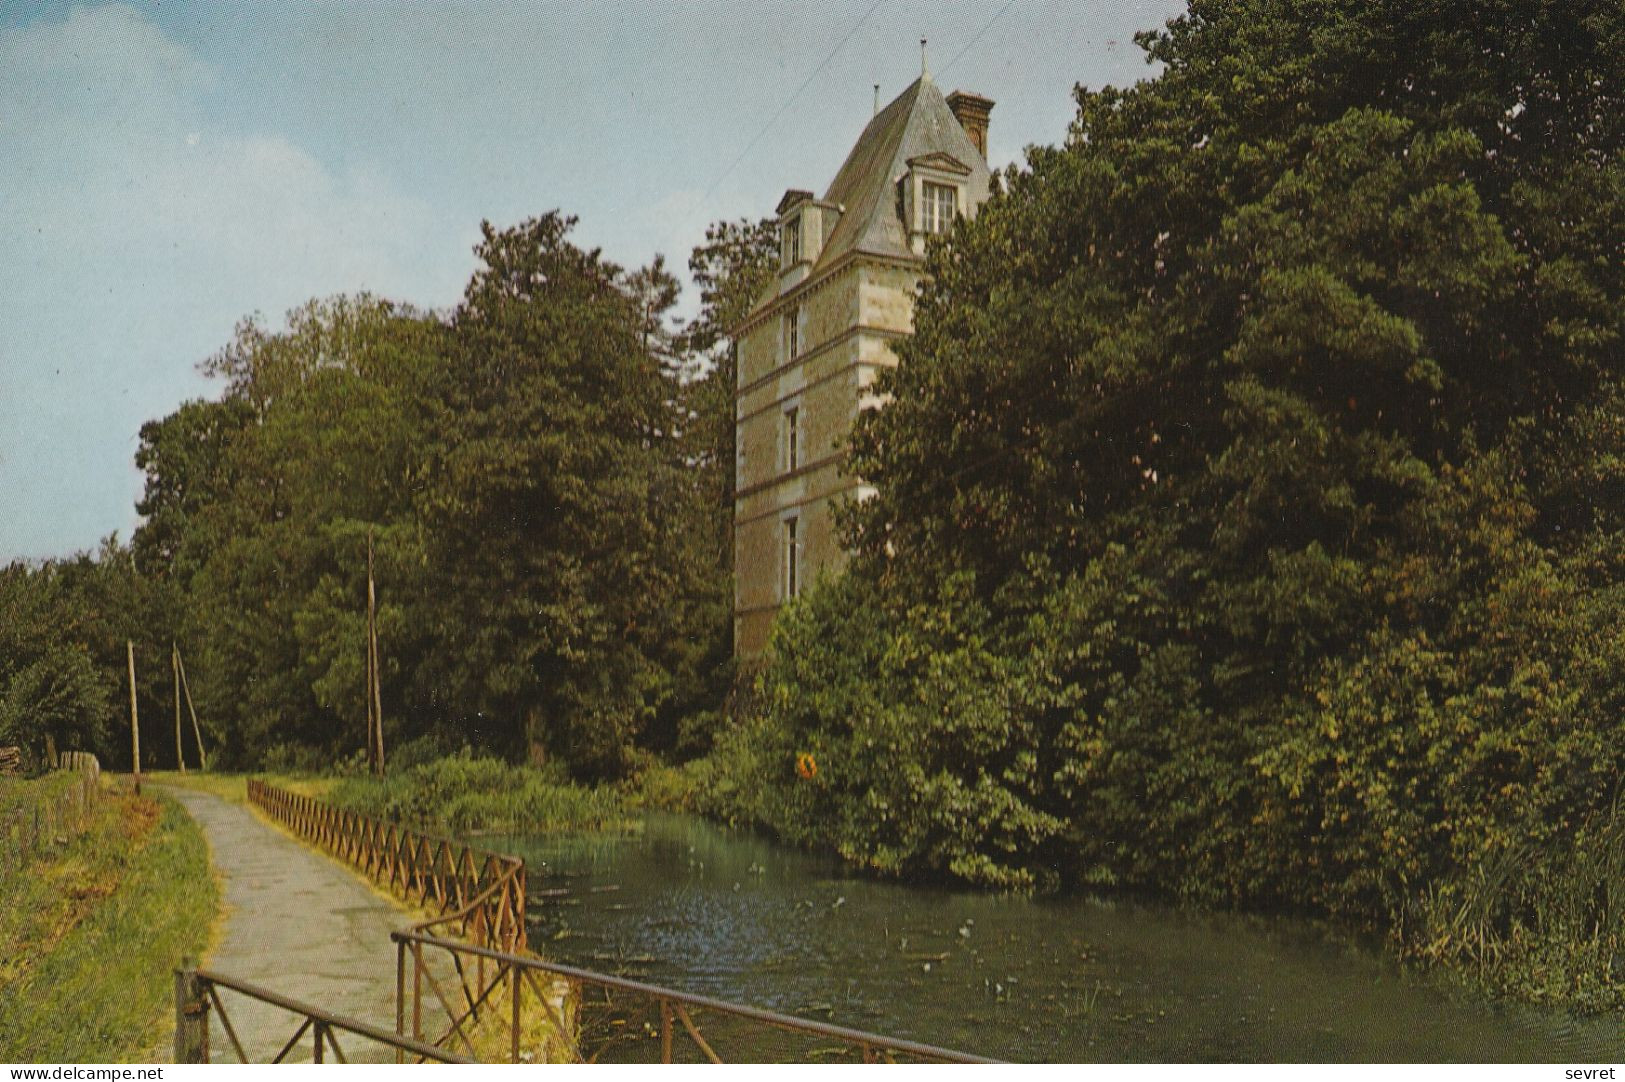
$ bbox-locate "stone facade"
[732,74,994,658]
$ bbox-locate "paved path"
[164,787,412,1063]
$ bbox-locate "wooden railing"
[246,780,527,954]
[0,754,101,871]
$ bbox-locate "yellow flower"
[795,752,818,780]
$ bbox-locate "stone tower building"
[731,72,995,658]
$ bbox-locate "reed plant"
[327,753,632,835]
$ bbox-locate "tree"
[132,397,254,581]
[644,218,780,755]
[123,218,746,775]
[133,296,452,767]
[420,214,714,775]
[682,217,777,575]
[0,562,112,764]
[684,217,779,357]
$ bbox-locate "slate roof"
[814,73,992,271]
[739,75,994,325]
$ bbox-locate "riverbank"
[504,810,1625,1062]
[322,754,633,835]
[630,753,1625,1018]
[0,782,216,1062]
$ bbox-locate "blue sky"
[0,0,1184,560]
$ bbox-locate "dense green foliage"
[670,218,779,752]
[0,545,155,769]
[0,565,108,763]
[2,213,747,779]
[713,0,1625,1005]
[0,789,216,1061]
[1,212,772,781]
[326,753,630,834]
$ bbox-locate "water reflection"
[491,814,1623,1062]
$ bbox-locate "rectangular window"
[783,516,800,599]
[783,406,800,471]
[782,216,801,266]
[783,307,800,361]
[922,181,958,235]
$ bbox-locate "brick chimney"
[945,90,994,160]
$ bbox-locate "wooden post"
[364,540,375,775]
[172,642,186,774]
[396,939,407,1066]
[367,528,385,776]
[174,965,208,1063]
[127,640,141,797]
[176,647,207,771]
[511,964,522,1063]
[413,942,423,1043]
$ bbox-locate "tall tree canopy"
[0,559,111,763]
[132,295,450,765]
[422,214,718,772]
[721,0,1624,1005]
[119,215,731,777]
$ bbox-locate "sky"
[0,0,1185,561]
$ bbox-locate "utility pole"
[172,642,187,774]
[127,640,141,796]
[364,555,374,776]
[176,646,207,771]
[367,528,385,776]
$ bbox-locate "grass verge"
[327,754,633,835]
[144,770,336,805]
[0,786,217,1062]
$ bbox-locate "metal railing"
[393,928,998,1064]
[247,780,526,953]
[175,965,472,1064]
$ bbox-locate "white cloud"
[0,5,467,559]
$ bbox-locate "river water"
[491,814,1623,1062]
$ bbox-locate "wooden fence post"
[174,964,209,1063]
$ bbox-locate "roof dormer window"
[901,151,973,254]
[922,181,958,235]
[782,215,801,268]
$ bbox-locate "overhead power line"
[939,0,1017,80]
[704,0,888,199]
